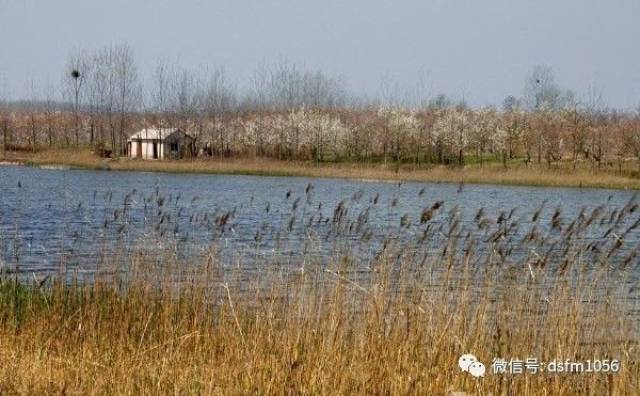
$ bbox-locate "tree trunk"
[2,118,8,155]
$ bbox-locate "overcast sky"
[1,0,639,108]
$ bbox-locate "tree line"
[1,45,639,170]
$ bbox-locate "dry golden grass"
[2,145,640,395]
[0,251,637,395]
[3,148,640,190]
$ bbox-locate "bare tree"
[43,82,57,147]
[564,103,587,169]
[583,83,605,114]
[96,47,118,152]
[150,60,173,125]
[0,80,9,154]
[202,66,237,157]
[502,95,520,113]
[64,50,88,147]
[523,65,566,111]
[84,56,103,148]
[246,61,270,110]
[246,60,346,111]
[428,93,453,111]
[113,44,140,154]
[27,79,39,152]
[624,113,640,170]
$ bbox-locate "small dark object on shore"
[94,144,112,158]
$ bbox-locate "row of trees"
[3,103,640,170]
[1,45,639,170]
[1,44,350,155]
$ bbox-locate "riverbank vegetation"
[3,147,640,190]
[1,44,639,189]
[0,245,637,394]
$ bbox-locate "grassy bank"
[3,148,640,189]
[0,256,637,395]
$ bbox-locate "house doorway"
[137,141,142,158]
[152,141,158,159]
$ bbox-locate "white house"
[127,128,194,160]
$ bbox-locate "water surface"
[1,165,638,276]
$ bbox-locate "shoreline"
[3,149,640,190]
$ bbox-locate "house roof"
[128,128,183,141]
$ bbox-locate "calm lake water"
[1,164,639,277]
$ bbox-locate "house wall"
[163,134,192,160]
[163,143,172,160]
[129,141,137,158]
[143,141,152,159]
[128,140,164,159]
[142,141,164,160]
[128,131,193,160]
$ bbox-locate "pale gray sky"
[1,0,639,108]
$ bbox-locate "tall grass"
[1,180,639,394]
[0,242,638,393]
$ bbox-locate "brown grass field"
[2,148,640,190]
[0,252,637,395]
